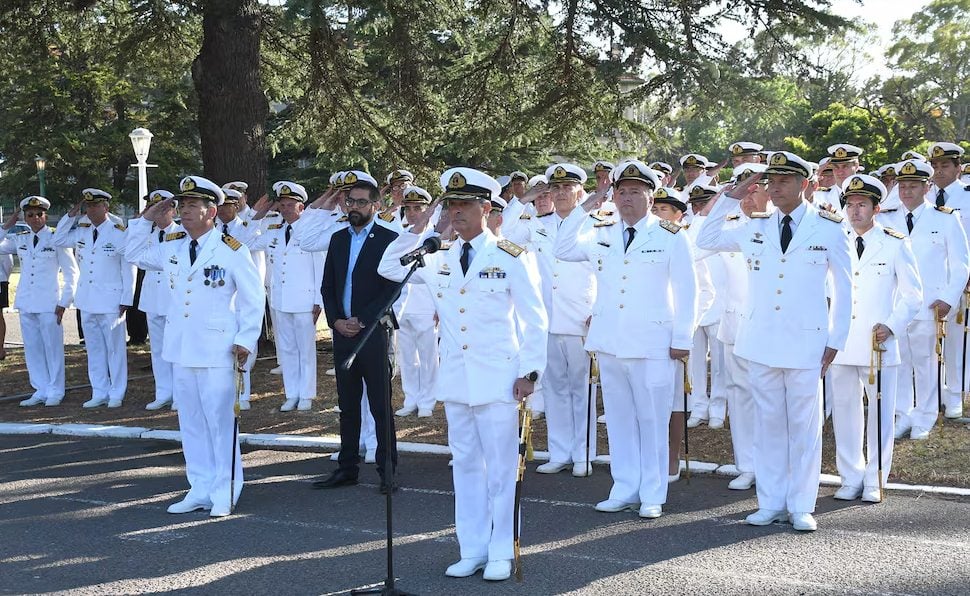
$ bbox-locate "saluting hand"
[2,206,19,230]
[521,183,547,204]
[409,198,440,234]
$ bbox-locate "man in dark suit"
[315,171,401,493]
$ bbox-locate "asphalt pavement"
[1,435,969,595]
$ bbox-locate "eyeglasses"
[345,198,377,208]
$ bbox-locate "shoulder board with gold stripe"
[379,211,396,222]
[537,212,554,218]
[519,213,532,220]
[497,238,524,257]
[818,187,831,192]
[594,209,613,217]
[818,209,844,223]
[593,220,616,227]
[659,220,681,234]
[884,227,905,239]
[750,212,771,218]
[114,223,127,231]
[222,234,242,251]
[78,222,91,228]
[337,215,349,223]
[17,230,29,235]
[726,214,741,221]
[936,205,955,214]
[267,223,283,229]
[165,231,187,242]
[440,242,453,251]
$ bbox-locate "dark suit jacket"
[322,222,400,331]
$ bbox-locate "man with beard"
[314,171,401,494]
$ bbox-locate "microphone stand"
[344,257,424,596]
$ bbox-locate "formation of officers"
[3,139,970,581]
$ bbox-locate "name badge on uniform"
[169,255,179,265]
[808,245,827,251]
[750,237,763,244]
[480,266,506,279]
[41,247,54,253]
[642,249,663,253]
[437,263,451,276]
[536,229,548,237]
[597,241,611,248]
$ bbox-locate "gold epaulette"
[884,227,905,239]
[936,205,955,214]
[593,220,616,227]
[17,229,29,235]
[594,209,613,217]
[818,187,831,192]
[337,215,349,223]
[659,220,681,234]
[726,214,741,221]
[114,223,127,231]
[267,223,283,229]
[379,210,396,222]
[818,209,844,223]
[223,234,242,250]
[750,212,771,218]
[78,222,91,228]
[165,231,187,242]
[497,238,524,257]
[519,213,532,220]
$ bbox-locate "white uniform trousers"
[272,309,317,401]
[396,314,438,412]
[173,365,243,510]
[147,313,173,403]
[748,362,822,513]
[445,401,519,561]
[20,312,65,400]
[724,345,756,474]
[80,311,128,402]
[896,320,939,429]
[543,334,596,464]
[943,316,968,411]
[241,348,257,402]
[598,354,674,506]
[689,324,727,420]
[361,387,377,451]
[829,364,897,490]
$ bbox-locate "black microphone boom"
[399,236,442,266]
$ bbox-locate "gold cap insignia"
[83,191,94,201]
[623,164,639,177]
[885,166,897,176]
[770,153,788,166]
[690,186,706,198]
[654,188,669,199]
[344,172,358,185]
[553,166,567,180]
[849,177,865,190]
[834,147,848,159]
[731,144,743,155]
[280,184,291,195]
[448,172,466,189]
[182,178,196,191]
[901,163,917,175]
[932,145,945,158]
[684,156,698,166]
[27,198,41,207]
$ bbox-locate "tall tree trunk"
[191,0,267,195]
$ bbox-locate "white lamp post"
[129,127,155,212]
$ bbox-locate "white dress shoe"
[708,417,725,429]
[894,421,912,439]
[145,398,173,411]
[330,451,340,461]
[417,408,433,418]
[572,462,593,477]
[597,414,606,424]
[834,485,862,501]
[325,367,336,376]
[532,411,545,420]
[445,557,487,578]
[19,395,46,407]
[638,504,662,519]
[107,400,123,408]
[728,472,756,491]
[365,449,377,464]
[861,486,882,503]
[238,400,251,411]
[668,471,681,483]
[395,406,417,417]
[595,499,639,513]
[167,498,211,514]
[482,559,512,581]
[209,503,232,517]
[910,426,931,440]
[82,397,109,408]
[686,416,705,428]
[790,512,817,531]
[297,399,312,411]
[270,366,283,375]
[745,509,788,526]
[944,404,963,419]
[280,399,298,412]
[536,461,570,474]
[44,397,63,407]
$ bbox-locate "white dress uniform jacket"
[249,217,324,313]
[0,226,78,313]
[53,214,135,313]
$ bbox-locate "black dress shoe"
[379,480,398,495]
[311,471,358,489]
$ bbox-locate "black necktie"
[223,223,230,235]
[906,212,914,233]
[158,230,164,243]
[33,235,39,248]
[780,215,793,253]
[856,236,865,259]
[460,242,471,275]
[92,228,99,246]
[937,188,946,207]
[189,239,198,265]
[625,227,636,252]
[285,224,292,245]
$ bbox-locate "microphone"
[399,236,442,266]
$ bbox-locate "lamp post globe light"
[34,155,47,197]
[129,127,154,212]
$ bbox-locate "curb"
[3,421,970,498]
